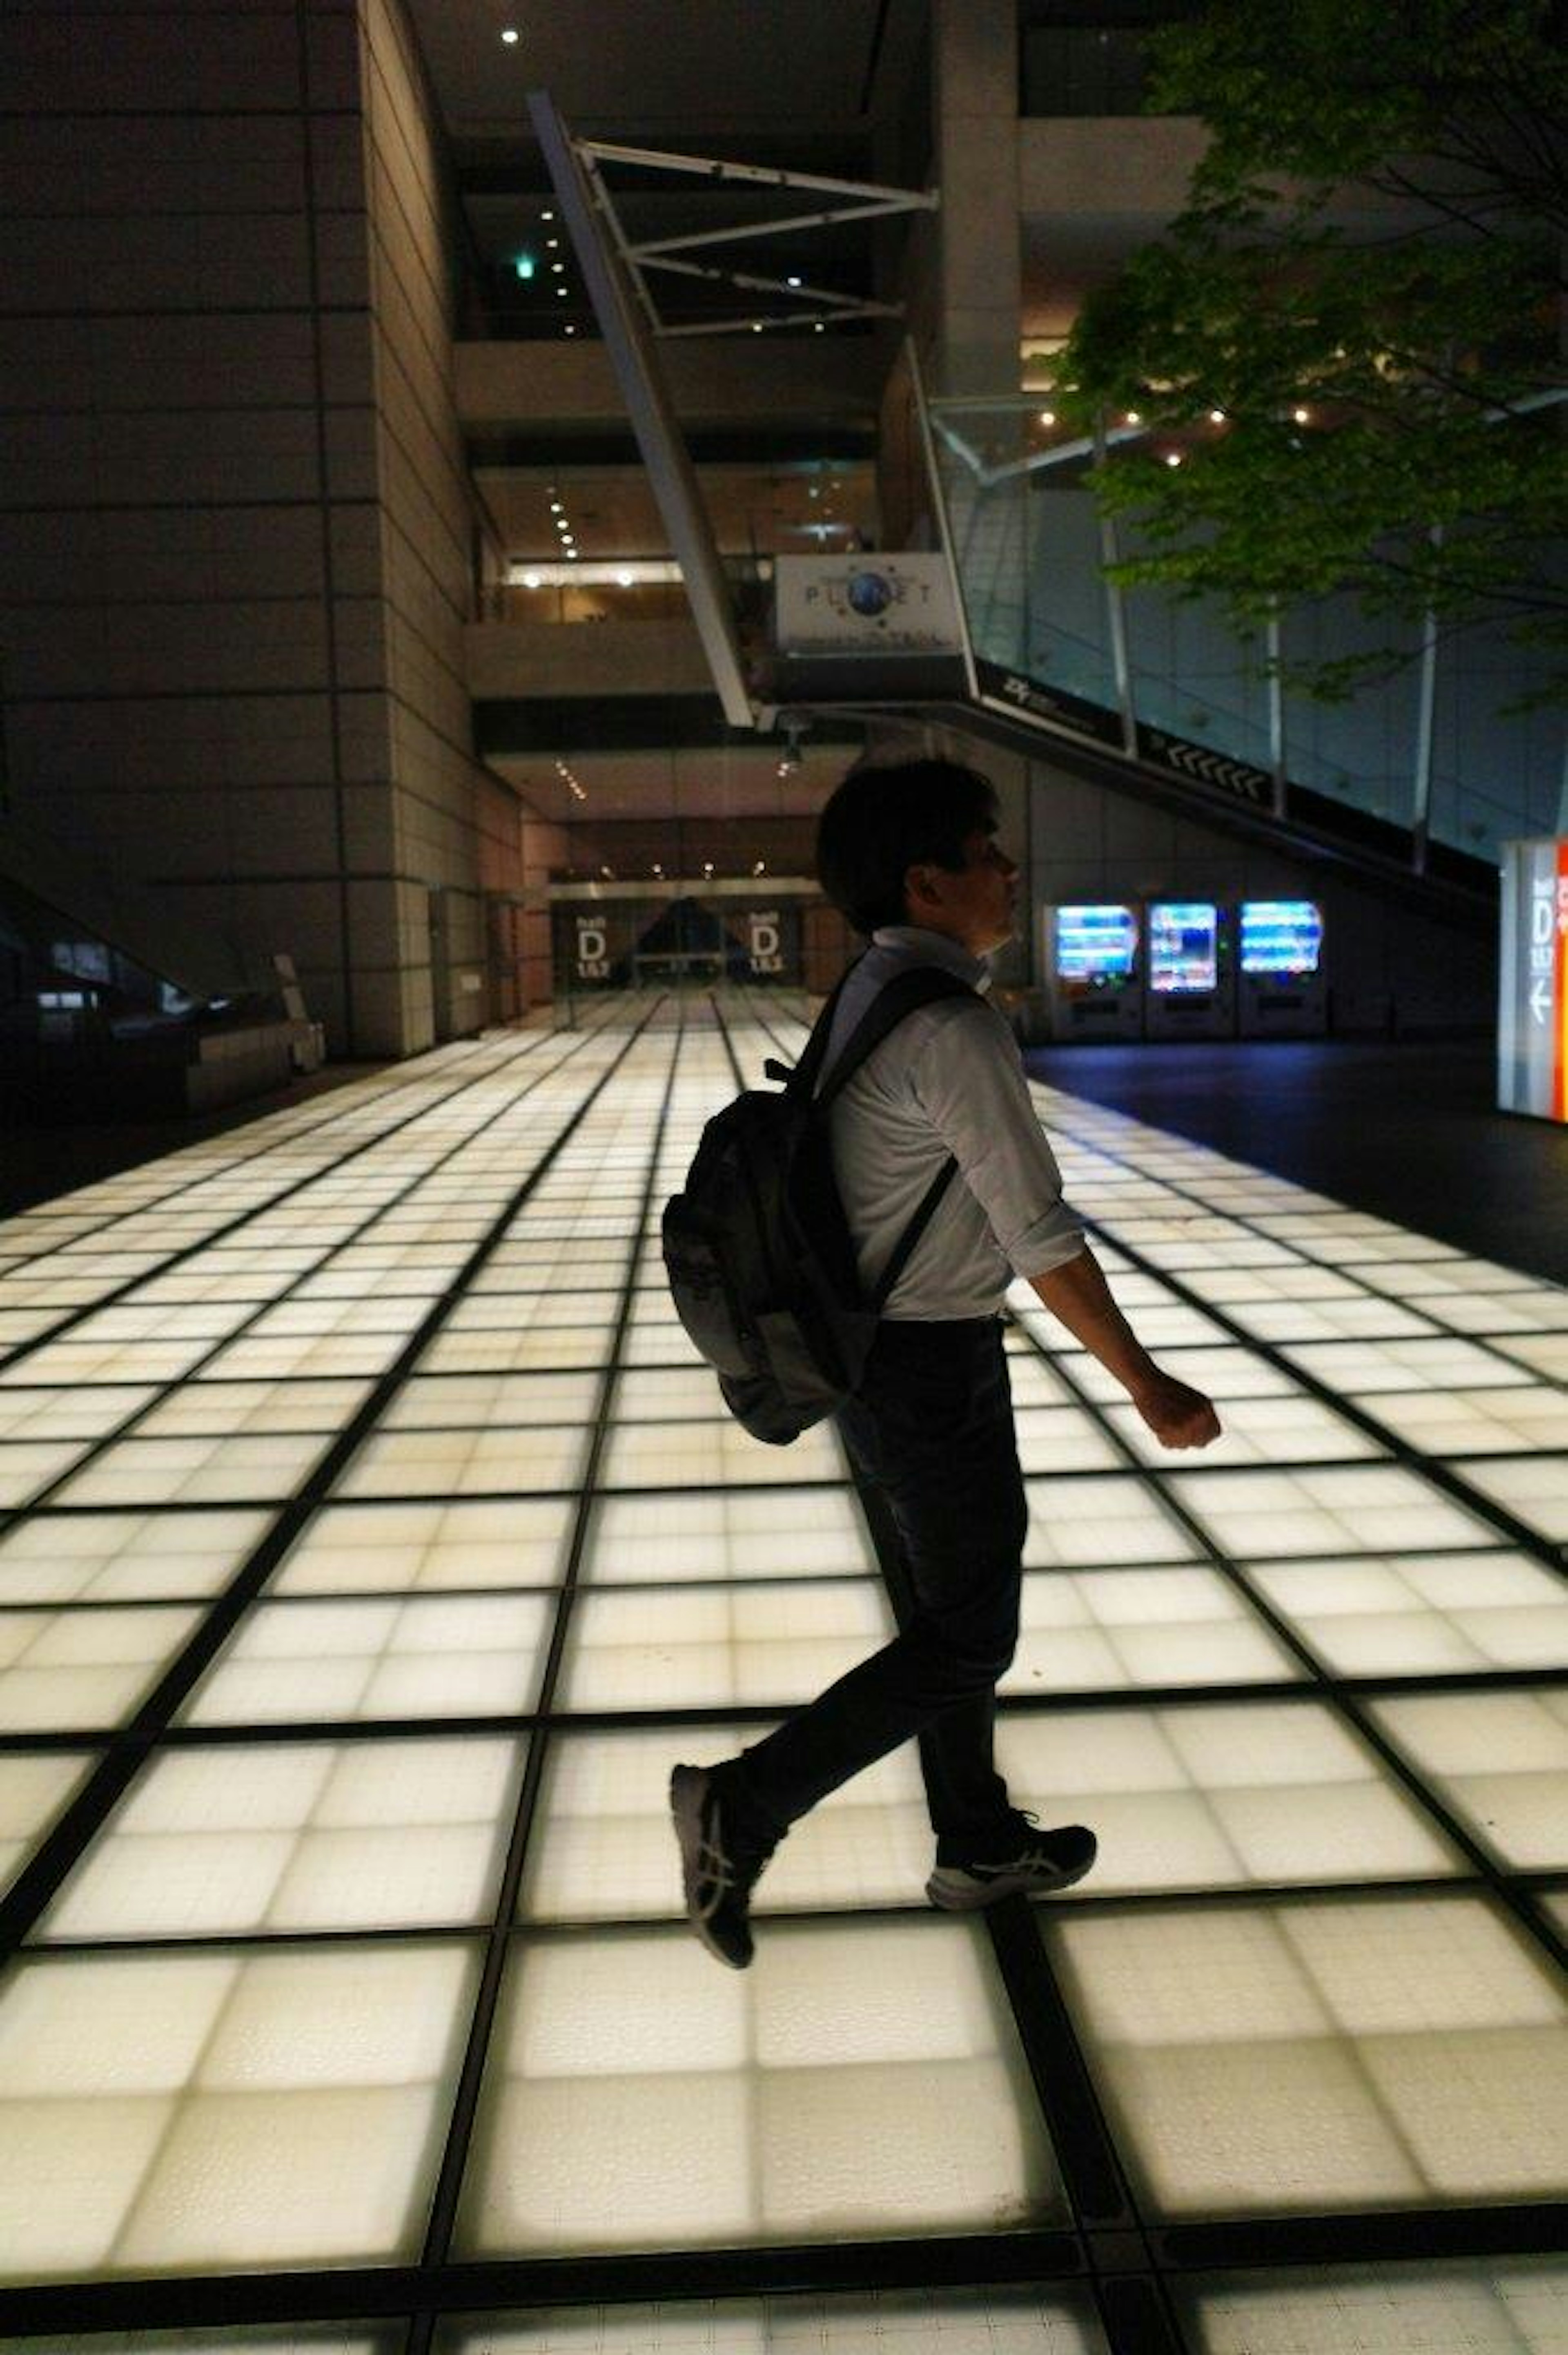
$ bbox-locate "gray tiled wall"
[0,0,515,1059]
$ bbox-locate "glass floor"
[0,993,1561,2355]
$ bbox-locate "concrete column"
[929,0,1021,399]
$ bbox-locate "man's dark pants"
[733,1316,1028,1862]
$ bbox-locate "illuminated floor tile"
[0,1385,156,1441]
[0,1751,94,1897]
[1005,1568,1301,1695]
[0,1338,220,1387]
[196,1332,408,1381]
[333,1425,591,1499]
[42,1735,523,1938]
[0,1437,100,1508]
[180,1594,555,1725]
[1179,2259,1568,2354]
[1283,1336,1538,1391]
[521,1722,939,1922]
[584,1489,876,1584]
[1248,1551,1568,1674]
[1448,1455,1568,1541]
[0,1606,204,1733]
[1106,1393,1382,1468]
[610,1367,731,1421]
[0,1942,476,2276]
[1022,1476,1196,1569]
[1062,1346,1298,1404]
[415,1325,617,1374]
[598,1417,845,1490]
[1046,1894,1568,2216]
[559,1579,894,1712]
[458,1918,1062,2254]
[1412,1289,1568,1336]
[1011,1406,1124,1474]
[1489,1332,1568,1381]
[133,1378,375,1437]
[49,1432,331,1508]
[1369,1690,1568,1870]
[1169,1464,1498,1557]
[379,1372,601,1429]
[1220,1297,1441,1345]
[1361,1387,1568,1456]
[272,1498,576,1595]
[996,1701,1457,1891]
[438,2284,1109,2353]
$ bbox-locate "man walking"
[672,758,1221,1967]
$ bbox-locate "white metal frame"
[575,136,938,338]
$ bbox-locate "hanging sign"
[1498,838,1568,1121]
[774,555,963,653]
[747,910,782,975]
[574,915,610,982]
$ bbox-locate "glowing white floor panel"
[0,1001,1561,2348]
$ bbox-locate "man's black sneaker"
[926,1813,1097,1911]
[670,1763,773,1969]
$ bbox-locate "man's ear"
[903,861,938,914]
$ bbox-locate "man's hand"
[1129,1371,1222,1450]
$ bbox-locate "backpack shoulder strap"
[813,965,977,1109]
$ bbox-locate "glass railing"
[922,387,1567,872]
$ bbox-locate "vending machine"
[1144,900,1235,1039]
[1044,905,1144,1040]
[1238,900,1326,1036]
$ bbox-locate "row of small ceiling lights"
[1037,403,1312,468]
[547,487,578,562]
[495,32,580,339]
[584,860,773,879]
[555,758,587,803]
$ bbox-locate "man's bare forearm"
[1028,1244,1221,1449]
[1028,1246,1157,1392]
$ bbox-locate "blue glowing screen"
[1149,901,1218,993]
[1054,905,1138,981]
[1241,900,1323,975]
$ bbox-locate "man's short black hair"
[815,758,998,936]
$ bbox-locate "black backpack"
[661,964,976,1443]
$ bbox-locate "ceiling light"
[564,324,575,334]
[1124,410,1142,425]
[1209,408,1226,424]
[541,210,555,221]
[1163,451,1183,466]
[653,863,663,877]
[500,26,519,43]
[521,572,541,589]
[546,238,559,250]
[751,320,763,333]
[1292,405,1310,424]
[616,571,634,587]
[549,499,562,512]
[567,549,579,560]
[555,286,567,297]
[786,275,802,289]
[813,321,824,332]
[1038,409,1056,426]
[551,261,564,273]
[753,860,766,875]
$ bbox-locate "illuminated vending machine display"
[1144,901,1234,1038]
[1045,904,1143,1039]
[1238,899,1326,1036]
